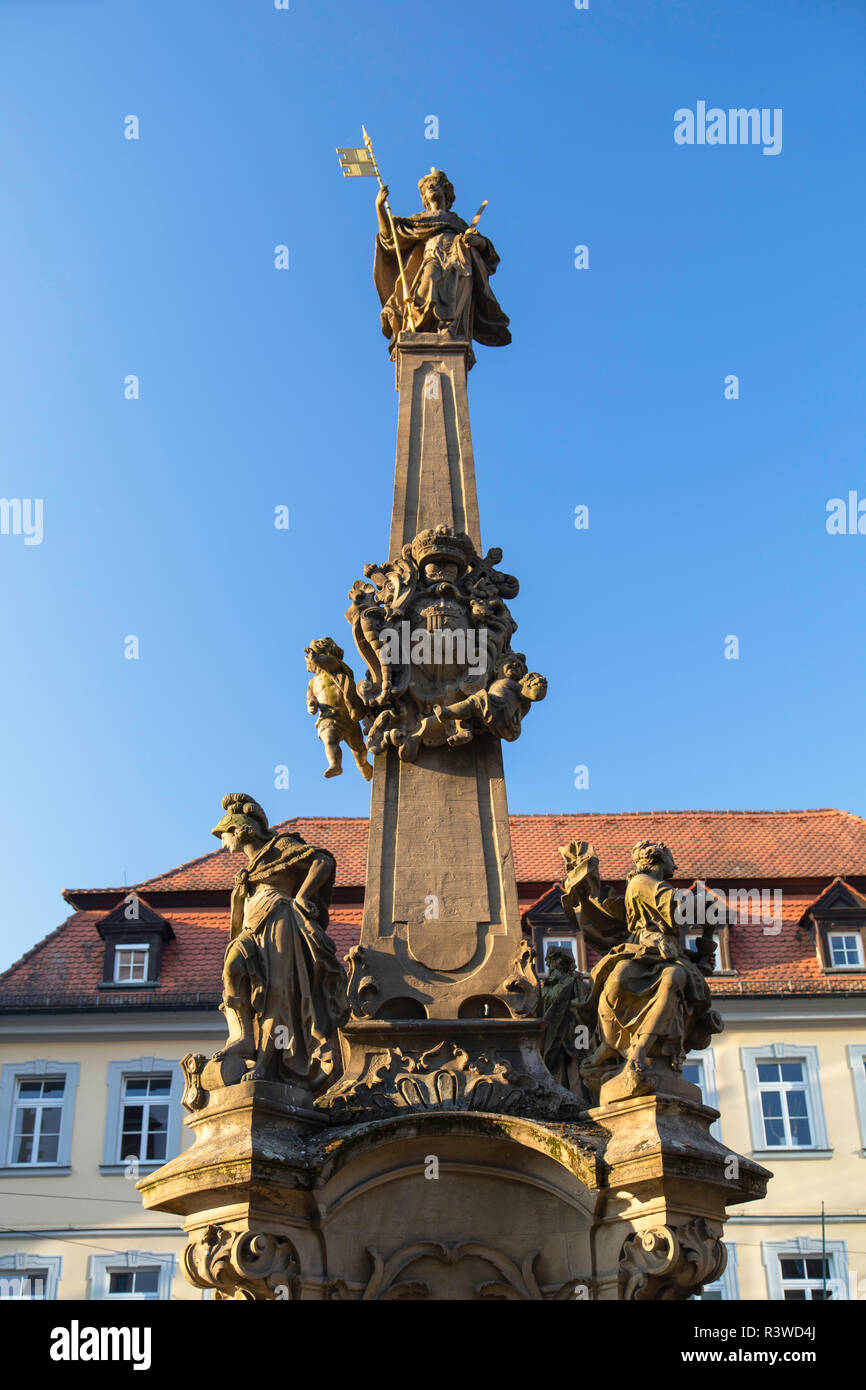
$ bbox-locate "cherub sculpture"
[560,839,722,1101]
[433,654,547,745]
[305,637,372,781]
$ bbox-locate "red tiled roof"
[65,809,866,899]
[4,810,866,1007]
[0,906,365,1005]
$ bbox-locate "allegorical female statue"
[560,840,721,1100]
[210,794,349,1089]
[373,168,511,366]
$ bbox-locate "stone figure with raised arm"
[560,839,722,1101]
[373,168,511,367]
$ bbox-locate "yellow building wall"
[1,1012,864,1300]
[714,1016,866,1301]
[0,1029,217,1301]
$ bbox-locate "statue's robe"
[584,872,721,1068]
[223,834,349,1087]
[540,971,585,1096]
[373,210,511,363]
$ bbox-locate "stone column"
[320,334,568,1118]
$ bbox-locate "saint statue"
[373,168,511,366]
[211,793,349,1089]
[560,839,722,1099]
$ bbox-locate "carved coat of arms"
[345,525,546,762]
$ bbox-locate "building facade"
[1,809,864,1301]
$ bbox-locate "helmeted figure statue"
[373,168,511,367]
[211,794,349,1090]
[560,839,722,1101]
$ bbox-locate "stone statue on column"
[373,168,511,366]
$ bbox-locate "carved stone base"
[317,1018,583,1122]
[139,1073,770,1300]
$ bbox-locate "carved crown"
[409,526,476,573]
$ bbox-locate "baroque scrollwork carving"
[345,525,546,763]
[363,1242,547,1301]
[180,1052,208,1112]
[619,1219,727,1301]
[183,1225,300,1301]
[345,943,378,1018]
[321,1038,541,1117]
[498,940,540,1016]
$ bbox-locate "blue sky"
[0,0,864,970]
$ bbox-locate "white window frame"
[0,1060,79,1175]
[826,930,865,969]
[101,1058,184,1175]
[741,1044,830,1157]
[691,1242,738,1300]
[847,1044,866,1152]
[681,1048,722,1140]
[762,1237,848,1301]
[0,1252,62,1300]
[113,943,150,984]
[87,1251,175,1301]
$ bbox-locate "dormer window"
[113,944,150,985]
[96,894,174,991]
[803,877,866,975]
[522,885,588,974]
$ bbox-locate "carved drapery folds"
[345,525,546,763]
[619,1219,727,1300]
[559,839,723,1103]
[183,1226,300,1301]
[206,794,349,1094]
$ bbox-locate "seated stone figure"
[210,793,349,1091]
[560,839,721,1102]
